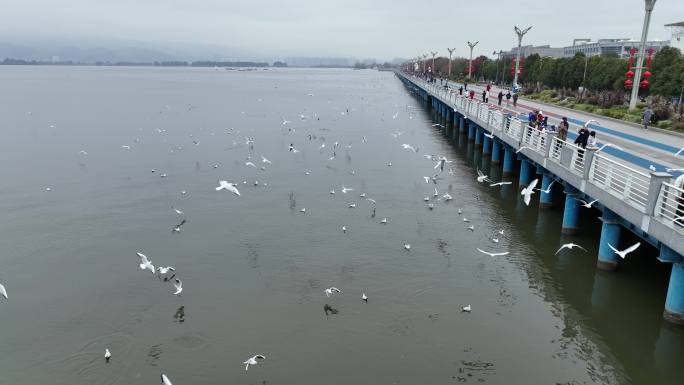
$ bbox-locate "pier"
[396,71,684,325]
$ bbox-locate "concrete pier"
[561,186,580,235]
[491,140,502,164]
[503,147,515,176]
[539,174,554,209]
[597,209,621,271]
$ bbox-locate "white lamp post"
[629,0,657,110]
[447,48,456,77]
[513,25,532,88]
[467,41,478,79]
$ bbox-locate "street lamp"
[422,53,428,74]
[447,48,456,77]
[467,41,479,80]
[492,50,503,85]
[513,25,532,88]
[629,0,657,110]
[430,51,438,77]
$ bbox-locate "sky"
[1,0,683,60]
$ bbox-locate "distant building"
[501,45,564,59]
[562,38,670,58]
[665,22,684,52]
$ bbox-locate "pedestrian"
[528,111,537,127]
[482,90,487,103]
[587,131,598,148]
[505,91,511,106]
[557,117,569,141]
[512,93,518,107]
[574,127,589,149]
[469,90,475,100]
[459,86,463,95]
[537,111,545,128]
[642,107,654,130]
[464,82,468,91]
[497,91,504,106]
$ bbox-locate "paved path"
[439,80,684,175]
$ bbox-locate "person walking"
[557,117,569,141]
[497,91,504,106]
[512,92,519,107]
[482,90,487,103]
[642,107,654,130]
[505,91,511,106]
[459,86,463,95]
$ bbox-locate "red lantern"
[626,70,634,78]
[624,79,634,89]
[643,71,652,78]
[640,79,650,89]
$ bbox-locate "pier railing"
[405,73,682,255]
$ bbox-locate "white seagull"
[342,225,347,233]
[608,242,641,259]
[380,218,387,224]
[401,143,418,153]
[173,279,183,295]
[476,169,491,183]
[216,181,241,196]
[157,266,176,275]
[161,374,173,385]
[0,282,7,300]
[172,207,184,215]
[575,198,598,208]
[136,252,155,274]
[521,178,539,206]
[362,293,368,302]
[105,349,111,363]
[674,148,684,157]
[404,243,411,251]
[260,155,272,164]
[476,248,510,257]
[584,119,600,128]
[341,186,353,194]
[483,132,495,139]
[440,193,453,201]
[462,305,472,312]
[536,180,556,194]
[243,355,266,371]
[555,243,587,255]
[348,203,356,208]
[595,143,623,153]
[490,181,512,187]
[325,287,341,297]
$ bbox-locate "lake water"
[0,66,683,385]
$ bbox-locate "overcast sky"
[1,0,683,59]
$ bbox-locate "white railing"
[549,137,564,162]
[547,138,584,176]
[490,110,504,131]
[654,182,684,233]
[504,118,524,140]
[521,125,548,155]
[589,154,651,211]
[477,105,489,124]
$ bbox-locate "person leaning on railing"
[557,117,569,141]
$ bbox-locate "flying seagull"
[536,180,555,194]
[105,349,111,363]
[584,119,600,128]
[161,373,173,385]
[674,148,684,157]
[157,266,176,275]
[172,219,187,233]
[461,304,472,312]
[490,181,512,187]
[476,248,510,257]
[173,279,183,295]
[260,155,272,164]
[362,293,368,302]
[555,243,587,255]
[172,206,184,215]
[341,185,353,194]
[401,143,418,153]
[136,252,155,274]
[0,282,7,300]
[608,242,641,259]
[324,287,341,297]
[380,218,387,224]
[404,243,411,251]
[575,198,598,208]
[595,143,623,153]
[243,355,266,371]
[216,181,240,196]
[521,178,538,206]
[476,169,491,183]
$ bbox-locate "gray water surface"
[0,66,682,385]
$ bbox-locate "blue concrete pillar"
[483,135,492,156]
[664,263,684,325]
[453,112,459,128]
[467,121,475,140]
[597,209,621,270]
[475,127,483,147]
[561,186,581,235]
[503,147,515,176]
[491,140,502,164]
[539,174,554,209]
[518,159,533,187]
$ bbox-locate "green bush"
[657,120,672,128]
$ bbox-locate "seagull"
[401,143,418,153]
[341,186,353,194]
[491,238,499,243]
[325,287,341,297]
[362,293,368,302]
[300,208,306,213]
[440,193,453,201]
[260,155,272,164]
[380,218,387,224]
[483,132,495,139]
[463,217,470,222]
[427,203,435,210]
[666,168,684,172]
[433,187,439,197]
[359,193,366,198]
[674,148,684,157]
[404,243,411,251]
[243,355,266,371]
[172,207,184,215]
[521,178,538,206]
[476,248,510,257]
[515,146,530,154]
[282,117,291,125]
[348,203,356,208]
[595,143,623,153]
[490,181,512,187]
[392,112,399,119]
[245,161,256,168]
[136,252,155,274]
[536,180,555,194]
[161,373,173,385]
[467,225,475,231]
[78,150,88,155]
[498,229,504,235]
[476,169,491,183]
[553,242,588,255]
[423,196,430,202]
[173,279,183,295]
[342,225,347,233]
[157,266,176,275]
[461,305,471,312]
[330,190,335,195]
[458,208,462,214]
[366,198,377,205]
[575,198,598,208]
[216,181,240,196]
[121,145,131,150]
[0,282,7,300]
[584,119,600,128]
[105,349,111,363]
[649,165,657,172]
[608,242,641,259]
[160,173,167,178]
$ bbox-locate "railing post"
[517,121,526,143]
[646,172,673,215]
[582,148,597,180]
[543,133,553,157]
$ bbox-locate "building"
[562,38,670,58]
[501,45,564,59]
[665,22,684,52]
